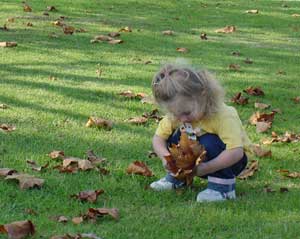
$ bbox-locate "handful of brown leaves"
[165,131,206,185]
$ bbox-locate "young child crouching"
[150,61,251,202]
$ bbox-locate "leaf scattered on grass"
[72,217,84,225]
[86,208,120,221]
[63,25,75,35]
[5,173,44,190]
[231,92,249,105]
[200,32,208,40]
[126,161,153,177]
[86,117,113,130]
[249,111,275,125]
[0,42,17,48]
[48,150,65,160]
[0,124,16,132]
[23,4,32,12]
[0,168,18,177]
[126,116,148,125]
[0,220,35,239]
[277,169,300,178]
[176,47,188,53]
[0,104,8,109]
[238,160,258,179]
[254,102,270,109]
[119,26,132,32]
[47,6,58,12]
[256,121,272,133]
[26,160,49,172]
[244,58,253,64]
[292,96,300,103]
[162,30,174,35]
[118,90,147,100]
[228,64,240,71]
[251,144,272,157]
[245,9,259,14]
[232,51,241,56]
[243,86,265,96]
[71,189,104,203]
[215,25,236,33]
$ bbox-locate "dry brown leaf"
[263,186,276,193]
[249,111,275,125]
[244,58,253,64]
[126,116,148,124]
[142,109,162,121]
[254,102,270,109]
[63,157,94,171]
[94,35,113,41]
[87,208,119,221]
[280,187,289,193]
[243,86,265,96]
[23,4,32,12]
[176,47,188,53]
[0,104,8,109]
[0,168,18,177]
[277,169,300,178]
[0,220,35,239]
[0,124,16,132]
[162,30,174,35]
[215,25,236,33]
[108,39,123,44]
[49,150,65,160]
[86,117,113,130]
[86,150,106,165]
[57,216,68,223]
[26,22,33,27]
[246,9,259,14]
[167,131,206,185]
[53,20,64,27]
[292,96,300,103]
[0,24,9,31]
[231,92,249,105]
[47,6,57,11]
[126,161,153,177]
[5,173,44,189]
[229,64,240,71]
[26,160,49,172]
[7,18,15,23]
[0,42,17,48]
[71,217,83,224]
[119,26,132,32]
[200,32,208,40]
[251,144,272,157]
[256,121,272,133]
[238,160,258,179]
[292,14,300,17]
[232,51,241,56]
[71,189,104,203]
[63,26,75,35]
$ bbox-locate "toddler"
[150,61,251,202]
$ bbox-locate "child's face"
[166,96,203,123]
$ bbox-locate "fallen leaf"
[246,9,259,14]
[108,39,123,44]
[47,6,57,11]
[215,25,236,33]
[0,42,17,48]
[63,26,75,35]
[238,160,258,179]
[94,35,113,41]
[231,51,241,56]
[86,208,119,221]
[5,173,44,189]
[57,216,68,223]
[280,187,289,193]
[26,22,33,27]
[256,121,272,133]
[144,60,152,64]
[200,32,207,40]
[249,111,275,125]
[76,28,87,33]
[176,47,188,53]
[86,150,106,165]
[229,64,240,71]
[142,109,163,121]
[86,117,113,130]
[0,220,35,239]
[0,104,8,109]
[126,161,153,177]
[0,124,16,132]
[243,86,265,96]
[43,12,49,16]
[26,160,49,172]
[63,157,94,171]
[71,189,104,203]
[71,217,83,224]
[244,58,253,64]
[162,30,174,35]
[231,92,249,105]
[292,96,300,103]
[251,144,272,157]
[7,18,15,23]
[53,20,64,27]
[0,168,18,177]
[292,14,300,17]
[263,186,275,193]
[277,169,300,178]
[126,116,148,124]
[49,150,65,160]
[23,4,32,12]
[254,102,270,109]
[277,70,286,75]
[24,208,38,215]
[0,24,8,31]
[119,26,132,32]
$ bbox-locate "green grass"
[1,0,300,238]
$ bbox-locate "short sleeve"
[155,116,174,140]
[215,108,245,150]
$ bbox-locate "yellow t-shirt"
[155,104,251,152]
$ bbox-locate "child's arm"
[194,147,244,176]
[152,134,171,169]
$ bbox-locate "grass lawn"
[1,0,300,238]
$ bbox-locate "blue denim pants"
[166,130,247,188]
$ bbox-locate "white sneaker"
[150,177,184,191]
[196,188,236,202]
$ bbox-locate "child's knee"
[198,134,226,159]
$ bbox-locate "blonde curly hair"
[152,60,224,119]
